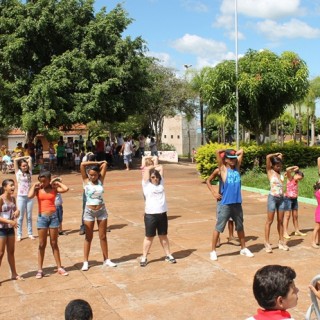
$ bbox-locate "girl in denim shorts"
[0,179,24,281]
[28,171,69,279]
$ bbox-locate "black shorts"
[144,212,168,237]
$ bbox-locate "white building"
[162,114,201,156]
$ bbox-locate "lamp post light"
[235,0,240,149]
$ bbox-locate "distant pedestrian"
[138,134,146,158]
[311,181,320,249]
[149,137,158,156]
[120,137,133,170]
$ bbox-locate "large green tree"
[202,49,309,144]
[0,0,151,140]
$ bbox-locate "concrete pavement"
[0,162,318,319]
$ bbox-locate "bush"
[195,142,320,180]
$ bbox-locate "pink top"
[285,179,298,198]
[315,190,320,223]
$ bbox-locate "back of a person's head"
[252,265,296,310]
[65,299,93,320]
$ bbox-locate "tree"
[0,0,151,141]
[202,49,309,144]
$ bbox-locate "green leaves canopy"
[0,0,151,139]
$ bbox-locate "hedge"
[195,142,320,180]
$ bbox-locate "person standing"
[0,179,24,281]
[264,152,288,253]
[210,149,254,261]
[140,165,176,267]
[120,137,133,170]
[149,137,158,157]
[28,171,69,278]
[138,135,146,158]
[14,156,35,242]
[80,160,116,270]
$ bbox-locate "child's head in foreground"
[252,265,298,311]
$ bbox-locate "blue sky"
[96,0,320,80]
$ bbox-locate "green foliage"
[196,142,320,180]
[160,143,176,151]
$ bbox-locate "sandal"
[36,271,43,279]
[12,275,24,281]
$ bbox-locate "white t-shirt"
[142,179,167,214]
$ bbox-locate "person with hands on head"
[80,160,116,271]
[140,164,176,267]
[0,179,24,281]
[265,152,288,253]
[14,155,35,242]
[209,148,254,261]
[28,171,69,279]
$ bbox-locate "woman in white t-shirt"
[140,165,176,267]
[14,156,34,241]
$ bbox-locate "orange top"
[37,189,56,213]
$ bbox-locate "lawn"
[241,166,318,199]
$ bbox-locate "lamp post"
[184,64,192,159]
[235,0,240,149]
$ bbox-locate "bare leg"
[277,210,285,242]
[49,228,62,268]
[97,219,108,260]
[158,235,171,256]
[83,221,94,261]
[283,210,291,237]
[37,228,48,271]
[142,236,154,258]
[7,236,18,278]
[237,230,246,249]
[265,212,275,244]
[211,230,220,251]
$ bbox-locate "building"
[161,114,201,156]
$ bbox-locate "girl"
[0,179,23,281]
[283,166,305,239]
[312,181,320,249]
[14,156,34,242]
[265,153,288,253]
[80,160,116,271]
[48,142,56,171]
[28,171,69,279]
[140,165,176,267]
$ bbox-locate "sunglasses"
[150,176,159,179]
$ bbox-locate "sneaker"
[28,235,36,240]
[81,261,89,271]
[140,257,147,267]
[57,268,69,276]
[278,241,289,251]
[104,259,117,267]
[294,230,307,236]
[16,236,21,242]
[283,233,291,240]
[165,255,176,264]
[240,248,254,257]
[312,242,320,249]
[264,243,273,253]
[210,250,218,261]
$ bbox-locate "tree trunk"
[310,114,315,146]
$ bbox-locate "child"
[28,171,69,278]
[283,166,305,239]
[74,151,80,172]
[53,177,67,236]
[246,265,298,320]
[265,152,288,253]
[191,147,196,163]
[0,179,24,281]
[311,181,320,249]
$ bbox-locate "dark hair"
[38,171,51,181]
[18,159,30,174]
[252,265,296,310]
[0,179,14,195]
[270,156,282,166]
[87,154,96,161]
[149,168,162,183]
[65,299,93,320]
[294,170,304,178]
[314,181,320,191]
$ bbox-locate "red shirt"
[248,309,293,320]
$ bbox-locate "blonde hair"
[145,158,154,167]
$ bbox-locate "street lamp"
[235,0,240,149]
[184,64,193,159]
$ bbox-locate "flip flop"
[35,271,43,279]
[12,275,24,281]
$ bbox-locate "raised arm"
[216,149,225,168]
[286,166,299,180]
[266,152,282,172]
[54,181,69,194]
[235,149,244,169]
[28,182,40,199]
[13,156,32,173]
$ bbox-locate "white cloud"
[180,0,209,13]
[146,51,176,68]
[257,19,320,40]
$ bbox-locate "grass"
[241,166,317,199]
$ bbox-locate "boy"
[210,148,254,261]
[247,265,298,320]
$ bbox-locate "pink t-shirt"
[285,179,298,198]
[315,190,320,223]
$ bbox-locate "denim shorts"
[37,212,60,229]
[267,194,285,213]
[144,212,168,237]
[284,197,298,211]
[0,228,15,238]
[56,205,63,223]
[123,154,132,164]
[83,205,108,222]
[215,204,243,233]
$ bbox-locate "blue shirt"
[220,168,242,205]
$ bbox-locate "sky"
[95,0,320,80]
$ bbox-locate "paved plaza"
[0,162,318,319]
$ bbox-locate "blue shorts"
[215,204,243,233]
[123,154,132,164]
[56,205,63,223]
[267,194,285,213]
[0,228,15,238]
[83,205,108,222]
[37,212,60,229]
[284,197,298,211]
